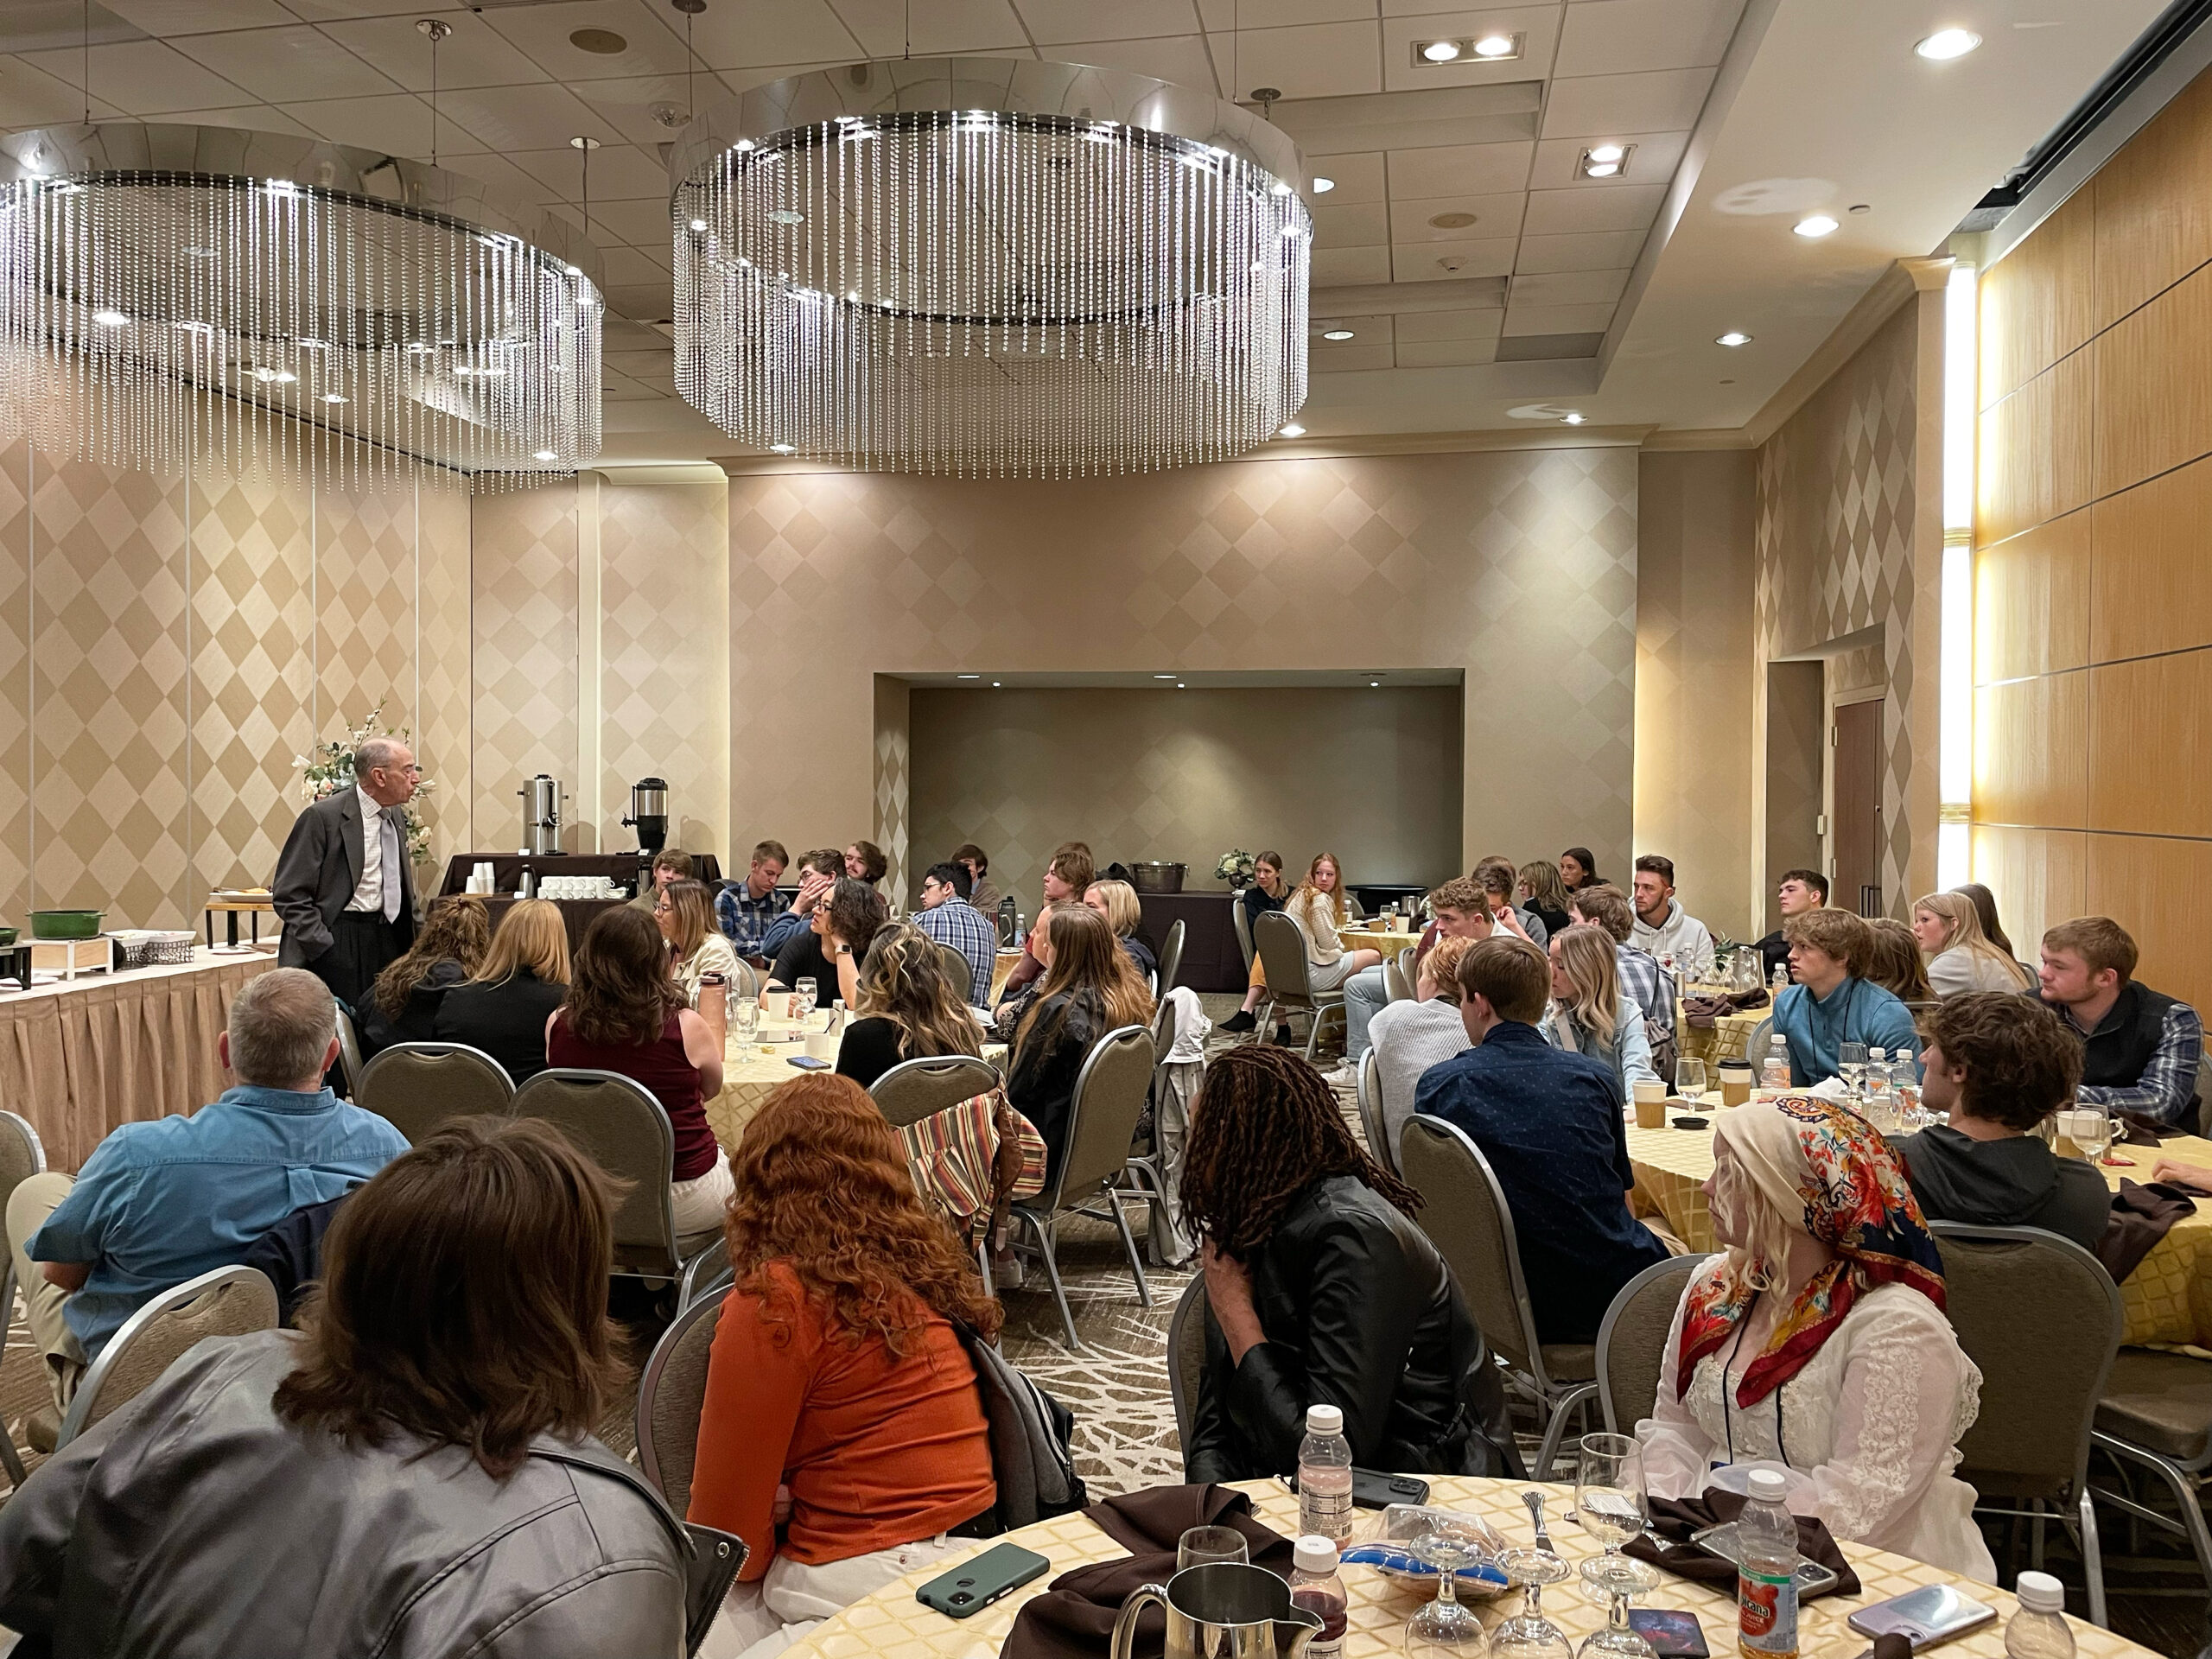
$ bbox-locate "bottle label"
[1738,1568,1797,1659]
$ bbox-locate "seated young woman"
[836,924,984,1092]
[354,893,489,1056]
[432,895,569,1084]
[1639,1094,1995,1579]
[689,1075,999,1659]
[1180,1045,1516,1482]
[658,876,744,1007]
[1084,879,1156,981]
[1282,852,1382,992]
[1219,849,1291,1036]
[769,877,887,1013]
[0,1117,700,1655]
[1911,892,2035,997]
[1541,923,1660,1090]
[1004,904,1154,1180]
[1864,917,1935,1004]
[548,905,729,1234]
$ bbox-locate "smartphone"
[914,1543,1052,1619]
[786,1055,834,1070]
[1846,1585,1997,1647]
[1287,1468,1433,1510]
[1629,1610,1709,1658]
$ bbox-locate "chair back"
[1744,1015,1773,1068]
[868,1053,1001,1129]
[1232,899,1255,970]
[635,1284,729,1515]
[1157,919,1187,998]
[334,1004,365,1097]
[0,1110,47,1387]
[1354,1048,1396,1177]
[1596,1253,1710,1432]
[935,942,976,1001]
[55,1265,279,1447]
[1383,957,1413,1004]
[356,1041,517,1144]
[2197,1052,2211,1138]
[1039,1025,1156,1211]
[512,1069,682,1277]
[1252,911,1319,1006]
[1398,1114,1547,1381]
[1931,1221,2120,1502]
[1147,995,1177,1066]
[1168,1275,1210,1474]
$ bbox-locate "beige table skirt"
[0,947,281,1173]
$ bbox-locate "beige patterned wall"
[0,448,28,927]
[468,483,578,855]
[873,676,911,900]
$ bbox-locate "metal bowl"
[30,910,104,940]
[1128,861,1186,893]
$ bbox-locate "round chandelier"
[0,124,604,490]
[670,59,1313,478]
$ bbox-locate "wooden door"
[1832,698,1884,918]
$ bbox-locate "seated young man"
[1414,935,1669,1346]
[756,847,844,962]
[1756,868,1827,982]
[1896,993,2108,1252]
[1343,876,1492,1064]
[6,968,409,1414]
[2038,916,2204,1128]
[1770,907,1919,1086]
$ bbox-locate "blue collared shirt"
[715,880,785,956]
[29,1084,410,1359]
[1770,975,1921,1086]
[912,896,999,1005]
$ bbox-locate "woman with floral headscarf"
[1637,1096,1996,1580]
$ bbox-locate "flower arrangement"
[297,702,435,865]
[1215,849,1257,888]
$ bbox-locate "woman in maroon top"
[547,906,730,1234]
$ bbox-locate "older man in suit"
[271,736,420,1007]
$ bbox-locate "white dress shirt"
[345,785,394,914]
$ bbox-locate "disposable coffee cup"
[1719,1062,1754,1108]
[1631,1079,1667,1128]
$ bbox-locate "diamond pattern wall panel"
[0,440,29,929]
[469,485,579,853]
[418,469,475,861]
[873,675,910,900]
[317,461,418,748]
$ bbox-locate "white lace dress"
[1637,1282,1998,1580]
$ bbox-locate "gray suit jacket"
[271,789,417,967]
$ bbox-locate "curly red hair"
[724,1074,1002,1350]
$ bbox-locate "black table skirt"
[478,895,628,953]
[440,852,721,897]
[1133,891,1248,994]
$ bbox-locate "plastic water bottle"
[2005,1572,2074,1659]
[1770,962,1789,993]
[1287,1536,1349,1659]
[1296,1404,1355,1549]
[1893,1048,1923,1124]
[1736,1467,1799,1659]
[1762,1036,1793,1091]
[1864,1048,1895,1129]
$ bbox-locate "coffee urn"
[518,774,563,857]
[622,778,668,854]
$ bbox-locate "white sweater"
[1630,899,1714,982]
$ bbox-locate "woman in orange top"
[690,1074,999,1659]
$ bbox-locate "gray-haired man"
[271,735,421,1007]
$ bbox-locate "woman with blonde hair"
[836,924,985,1091]
[1007,906,1154,1180]
[1541,923,1658,1090]
[1517,860,1574,941]
[1084,878,1157,981]
[1911,891,2033,996]
[357,893,491,1056]
[1865,918,1935,1003]
[1284,852,1383,994]
[433,898,569,1083]
[654,877,743,1007]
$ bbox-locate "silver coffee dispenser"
[518,774,563,856]
[622,777,668,854]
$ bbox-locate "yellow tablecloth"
[1339,925,1419,957]
[990,950,1026,1003]
[1629,1116,2212,1349]
[703,1029,1007,1152]
[1674,999,1770,1066]
[780,1475,2146,1659]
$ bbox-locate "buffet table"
[0,945,279,1172]
[480,893,628,952]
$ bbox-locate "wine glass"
[1672,1058,1707,1111]
[1492,1549,1573,1659]
[2071,1103,2116,1166]
[732,996,758,1044]
[1176,1527,1248,1571]
[795,976,817,1020]
[1837,1041,1869,1099]
[1578,1589,1655,1659]
[1403,1529,1492,1659]
[1575,1433,1658,1599]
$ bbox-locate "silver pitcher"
[1109,1562,1324,1659]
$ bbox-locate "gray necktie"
[380,809,404,923]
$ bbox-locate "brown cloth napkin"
[1001,1485,1294,1659]
[1621,1492,1860,1601]
[2096,1179,2201,1282]
[2114,1110,2193,1147]
[1682,990,1770,1030]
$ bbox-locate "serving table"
[438,851,722,894]
[778,1476,2146,1659]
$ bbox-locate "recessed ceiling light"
[1716,331,1752,347]
[1794,213,1840,238]
[1278,423,1306,437]
[1472,33,1517,57]
[1154,673,1176,679]
[957,673,982,679]
[1419,39,1463,61]
[1585,162,1619,178]
[1560,412,1586,425]
[91,309,129,327]
[768,442,797,454]
[1312,176,1335,194]
[1320,328,1355,341]
[1428,211,1478,229]
[1370,680,1381,688]
[991,681,1002,688]
[321,393,347,404]
[1579,144,1634,179]
[569,26,626,53]
[1587,144,1626,164]
[533,448,558,461]
[1915,28,1981,60]
[1176,683,1186,690]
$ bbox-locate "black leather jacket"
[1185,1175,1518,1483]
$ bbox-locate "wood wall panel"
[1974,510,2088,683]
[2088,653,2212,838]
[2092,261,2212,501]
[1970,824,2084,962]
[2085,831,2212,1017]
[2089,453,2212,665]
[1978,349,2096,544]
[1974,673,2087,829]
[2093,67,2212,334]
[1980,181,2096,409]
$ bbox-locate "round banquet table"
[1338,923,1419,958]
[702,1024,1007,1152]
[1629,1108,2212,1350]
[774,1476,2147,1659]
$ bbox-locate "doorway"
[1832,697,1884,918]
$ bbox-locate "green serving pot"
[0,926,16,946]
[30,910,104,940]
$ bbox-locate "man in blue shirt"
[911,861,998,1006]
[713,837,788,957]
[1414,934,1669,1346]
[5,968,408,1414]
[1770,908,1920,1086]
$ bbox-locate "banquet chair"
[1168,1275,1210,1475]
[54,1264,278,1450]
[355,1041,516,1144]
[1931,1220,2120,1626]
[2196,1053,2211,1138]
[1398,1114,1596,1478]
[1354,1049,1398,1178]
[634,1283,731,1515]
[510,1069,724,1312]
[1250,912,1346,1061]
[1382,956,1414,1005]
[869,1053,1000,1129]
[935,942,976,1001]
[1123,997,1194,1269]
[1232,900,1255,973]
[1008,1026,1156,1350]
[1743,1015,1773,1068]
[1594,1253,1710,1432]
[2089,1350,2212,1594]
[333,1005,366,1099]
[0,1109,47,1485]
[1156,919,1186,998]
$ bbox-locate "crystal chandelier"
[0,124,604,490]
[670,59,1312,478]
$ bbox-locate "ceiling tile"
[1271,81,1539,154]
[1387,189,1524,241]
[600,245,671,284]
[1390,235,1515,280]
[482,1,695,82]
[1050,35,1219,94]
[1529,130,1686,188]
[1311,245,1391,284]
[1199,0,1376,25]
[1311,342,1395,372]
[169,26,402,102]
[277,0,457,19]
[315,11,545,90]
[573,73,736,146]
[1379,6,1560,93]
[683,0,863,72]
[502,140,667,200]
[437,81,627,153]
[280,90,429,152]
[1395,337,1497,366]
[0,51,108,124]
[830,0,1029,55]
[22,40,255,111]
[1013,0,1197,44]
[1306,150,1384,202]
[573,195,671,247]
[1394,308,1503,342]
[1218,21,1382,99]
[1554,0,1740,78]
[154,102,319,136]
[1539,66,1713,137]
[1308,312,1395,342]
[1510,265,1630,305]
[1501,299,1615,334]
[1312,200,1389,246]
[1384,140,1532,197]
[1512,226,1647,270]
[105,0,295,31]
[1520,181,1662,232]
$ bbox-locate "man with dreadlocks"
[1179,1046,1519,1484]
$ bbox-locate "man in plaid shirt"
[714,839,788,957]
[912,861,998,1006]
[2039,916,2205,1128]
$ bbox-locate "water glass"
[1578,1589,1655,1659]
[1672,1058,1707,1109]
[732,998,758,1043]
[1403,1530,1490,1659]
[1575,1432,1658,1599]
[2069,1103,2114,1166]
[795,976,817,1019]
[1492,1549,1573,1659]
[1837,1041,1869,1097]
[1176,1526,1249,1571]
